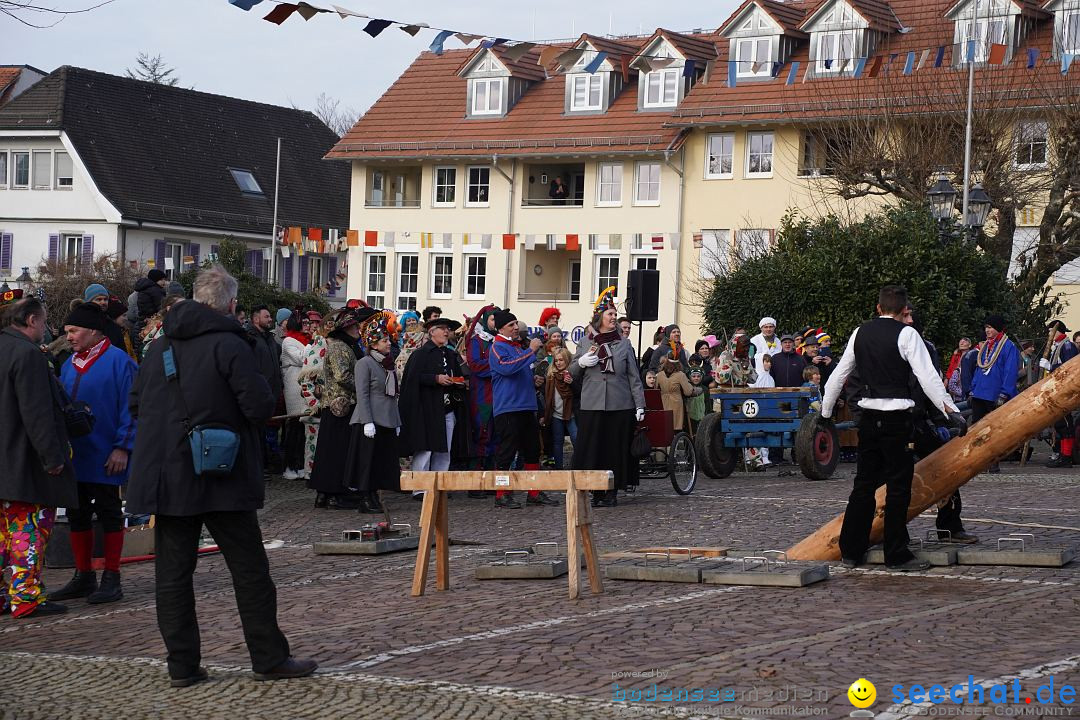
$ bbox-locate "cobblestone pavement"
[3,449,1080,720]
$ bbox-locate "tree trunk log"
[787,355,1080,561]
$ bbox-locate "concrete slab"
[700,559,829,588]
[475,560,570,580]
[313,535,422,555]
[955,547,1074,567]
[605,558,730,584]
[867,546,957,566]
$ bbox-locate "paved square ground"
[3,450,1079,719]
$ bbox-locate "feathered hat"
[360,309,395,349]
[593,286,617,314]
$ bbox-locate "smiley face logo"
[848,678,876,708]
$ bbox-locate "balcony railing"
[521,198,585,208]
[517,291,581,302]
[364,199,422,208]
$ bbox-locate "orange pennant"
[502,233,517,250]
[988,43,1007,65]
[347,229,360,247]
[565,234,580,251]
[365,230,378,247]
[287,227,301,246]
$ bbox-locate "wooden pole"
[787,354,1080,561]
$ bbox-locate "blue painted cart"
[694,387,839,480]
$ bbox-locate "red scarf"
[72,338,110,374]
[944,350,965,387]
[285,329,311,345]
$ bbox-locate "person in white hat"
[750,317,781,375]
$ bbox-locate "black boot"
[87,570,123,604]
[364,492,383,513]
[48,570,97,601]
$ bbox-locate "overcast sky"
[6,0,739,119]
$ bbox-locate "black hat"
[492,309,518,332]
[425,317,462,332]
[64,302,108,332]
[148,269,166,282]
[1048,319,1069,334]
[984,314,1006,332]
[354,306,379,324]
[780,333,795,342]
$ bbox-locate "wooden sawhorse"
[399,470,613,600]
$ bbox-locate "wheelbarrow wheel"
[796,412,840,480]
[694,413,721,478]
[668,431,697,495]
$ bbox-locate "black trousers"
[839,409,915,565]
[495,410,541,471]
[154,511,290,678]
[912,421,965,534]
[68,482,124,533]
[282,418,305,472]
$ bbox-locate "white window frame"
[569,73,604,111]
[307,256,325,292]
[466,166,490,207]
[433,166,457,207]
[229,168,263,194]
[736,36,773,78]
[365,253,387,308]
[815,30,860,74]
[0,150,8,188]
[568,259,582,301]
[595,255,620,297]
[705,133,735,179]
[745,132,775,178]
[1015,121,1049,170]
[464,253,487,299]
[956,16,1007,65]
[633,161,661,206]
[735,228,773,260]
[11,151,29,189]
[54,151,73,189]
[1064,10,1080,55]
[634,256,658,271]
[31,150,51,190]
[430,253,454,298]
[596,162,623,207]
[699,229,729,279]
[61,234,83,269]
[165,241,184,281]
[643,69,680,108]
[471,77,504,116]
[397,253,419,311]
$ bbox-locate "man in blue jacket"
[969,314,1020,473]
[489,310,559,509]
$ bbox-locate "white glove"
[395,426,401,436]
[635,408,645,422]
[363,423,376,438]
[1040,358,1052,371]
[578,352,599,368]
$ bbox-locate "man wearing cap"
[274,308,292,347]
[1041,320,1079,467]
[134,269,168,332]
[0,292,77,618]
[821,286,962,572]
[750,317,781,375]
[488,310,559,509]
[51,302,137,605]
[969,314,1019,471]
[802,334,834,386]
[400,316,467,500]
[770,334,806,388]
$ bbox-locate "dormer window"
[945,0,1025,66]
[721,2,806,80]
[1066,10,1080,53]
[569,74,603,111]
[955,16,1008,64]
[643,68,680,108]
[736,37,773,77]
[816,30,859,73]
[471,78,504,115]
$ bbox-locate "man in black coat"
[770,334,806,387]
[400,317,468,499]
[0,294,77,618]
[133,269,167,330]
[127,265,315,687]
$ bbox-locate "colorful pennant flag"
[481,234,492,249]
[1065,54,1076,74]
[502,234,517,250]
[988,43,1007,65]
[545,234,556,251]
[462,233,470,246]
[538,46,562,68]
[566,234,580,251]
[384,231,395,247]
[263,3,298,24]
[290,226,303,246]
[868,56,884,78]
[588,234,598,250]
[229,0,263,10]
[502,42,536,62]
[651,234,664,251]
[786,61,800,85]
[670,233,681,251]
[364,230,377,247]
[429,30,454,56]
[683,59,697,78]
[1027,48,1040,69]
[295,2,323,21]
[420,232,434,249]
[903,51,915,75]
[455,33,482,44]
[853,57,867,78]
[965,40,976,63]
[702,60,715,84]
[524,234,537,250]
[584,52,608,74]
[442,233,452,249]
[609,233,622,250]
[332,5,366,19]
[364,18,393,37]
[693,233,703,249]
[917,48,932,70]
[934,46,946,68]
[727,60,737,88]
[400,24,425,36]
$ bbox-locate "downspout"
[119,224,127,265]
[663,129,688,327]
[492,155,515,309]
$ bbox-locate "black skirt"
[344,423,401,492]
[573,408,638,491]
[307,409,354,494]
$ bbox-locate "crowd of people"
[2,265,1078,680]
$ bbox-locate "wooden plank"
[400,469,613,492]
[435,489,450,591]
[566,481,581,600]
[410,490,439,597]
[633,546,730,558]
[578,492,603,595]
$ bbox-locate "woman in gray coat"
[570,287,646,507]
[345,312,401,512]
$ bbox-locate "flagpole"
[961,0,980,226]
[270,137,282,285]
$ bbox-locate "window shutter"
[188,242,200,267]
[48,233,60,263]
[283,254,294,290]
[247,250,259,278]
[154,240,166,271]
[0,232,12,273]
[81,234,94,269]
[327,256,338,297]
[299,256,309,292]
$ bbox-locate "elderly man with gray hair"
[127,264,316,687]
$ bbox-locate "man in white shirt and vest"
[821,286,963,572]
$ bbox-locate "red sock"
[103,530,124,573]
[69,530,94,572]
[524,464,540,497]
[1063,438,1075,457]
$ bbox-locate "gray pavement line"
[663,584,1053,677]
[962,517,1080,532]
[328,586,749,671]
[837,568,1076,587]
[692,495,848,504]
[876,653,1080,719]
[0,651,722,719]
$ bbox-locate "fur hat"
[985,314,1006,332]
[759,316,777,329]
[538,307,561,327]
[148,269,166,283]
[492,309,518,332]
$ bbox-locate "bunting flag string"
[318,228,694,252]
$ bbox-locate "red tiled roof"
[0,67,21,105]
[644,28,721,63]
[457,45,548,82]
[718,0,811,37]
[674,0,1071,126]
[575,34,641,60]
[800,0,906,32]
[943,0,1050,19]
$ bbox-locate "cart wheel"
[712,444,738,478]
[694,413,722,478]
[796,412,840,480]
[668,431,697,495]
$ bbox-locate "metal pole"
[961,0,980,225]
[270,137,282,285]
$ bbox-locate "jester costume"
[464,305,499,468]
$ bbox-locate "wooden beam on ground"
[787,355,1080,561]
[400,470,612,492]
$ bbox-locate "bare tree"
[0,0,117,28]
[125,52,179,86]
[308,93,360,137]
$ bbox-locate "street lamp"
[927,173,958,222]
[964,182,992,229]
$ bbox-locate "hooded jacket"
[126,300,274,515]
[134,277,166,323]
